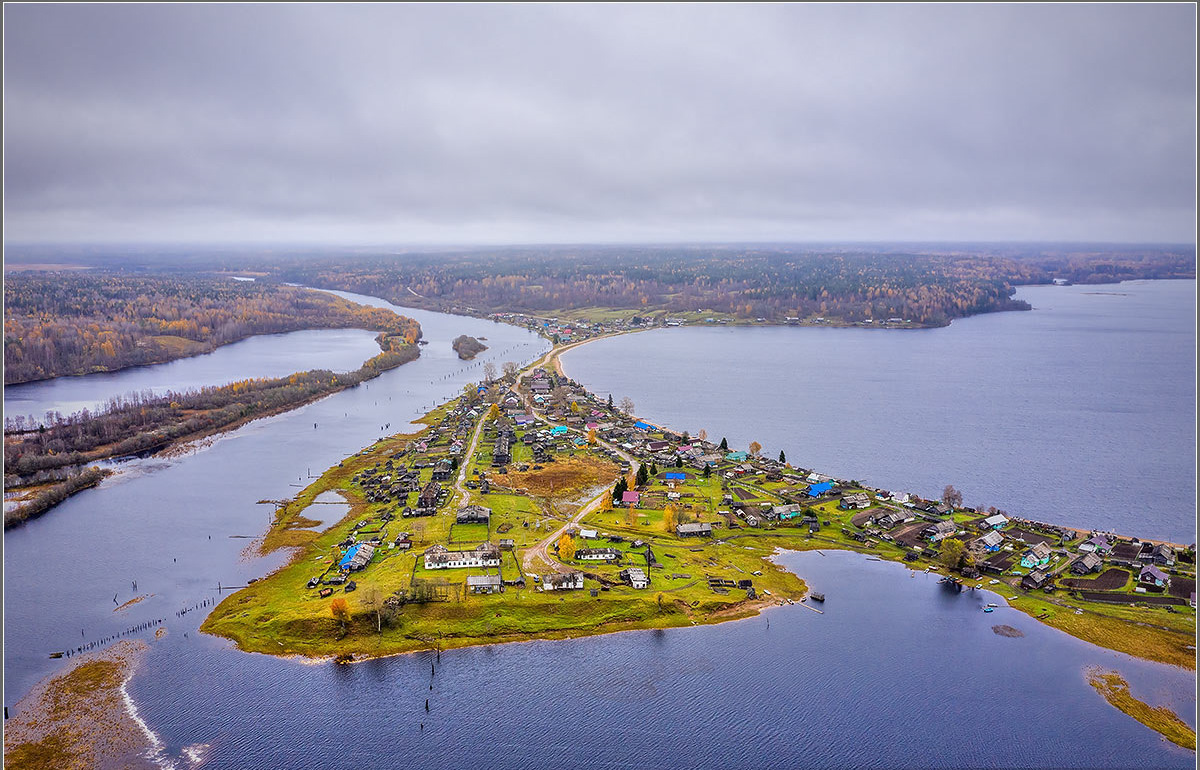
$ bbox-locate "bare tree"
[696,428,708,442]
[502,361,520,380]
[748,441,762,457]
[483,361,497,382]
[363,585,383,633]
[619,397,635,415]
[942,485,963,509]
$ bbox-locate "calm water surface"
[124,550,1194,770]
[3,327,384,423]
[2,285,1195,769]
[562,280,1197,544]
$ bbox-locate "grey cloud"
[3,3,1195,244]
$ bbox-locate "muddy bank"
[3,640,155,769]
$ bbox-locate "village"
[203,348,1197,668]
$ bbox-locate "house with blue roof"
[550,425,569,436]
[634,421,654,431]
[664,472,687,482]
[806,481,833,497]
[339,544,362,570]
[725,451,747,462]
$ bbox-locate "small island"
[451,335,489,360]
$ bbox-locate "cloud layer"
[4,4,1196,244]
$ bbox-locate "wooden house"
[418,481,442,510]
[1070,552,1103,575]
[466,574,504,594]
[676,522,713,537]
[620,567,649,588]
[575,547,622,563]
[973,530,1004,553]
[1021,569,1049,590]
[456,505,492,525]
[541,572,584,591]
[840,492,871,510]
[1138,564,1171,588]
[1020,542,1052,569]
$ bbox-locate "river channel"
[2,285,1195,768]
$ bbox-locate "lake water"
[2,285,1195,769]
[2,293,550,704]
[3,326,383,424]
[561,280,1197,545]
[121,549,1193,770]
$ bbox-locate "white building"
[424,543,502,570]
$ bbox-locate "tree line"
[250,244,1194,326]
[3,272,421,384]
[4,328,420,526]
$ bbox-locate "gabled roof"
[977,530,1004,547]
[1140,564,1170,582]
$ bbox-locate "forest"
[246,244,1197,326]
[3,273,421,384]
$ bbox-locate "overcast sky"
[3,4,1196,245]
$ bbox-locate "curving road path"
[510,338,642,575]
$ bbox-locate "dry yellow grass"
[1087,667,1196,750]
[3,641,153,770]
[496,454,620,498]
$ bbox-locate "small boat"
[983,607,994,613]
[989,579,1000,585]
[49,652,64,659]
[986,602,998,608]
[810,592,825,602]
[345,581,357,593]
[319,587,333,598]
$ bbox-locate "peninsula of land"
[203,337,1196,682]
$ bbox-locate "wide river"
[4,327,385,424]
[2,283,1195,769]
[563,279,1197,545]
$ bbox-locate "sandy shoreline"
[3,640,157,769]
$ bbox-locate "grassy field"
[203,368,1196,676]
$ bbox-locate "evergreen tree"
[636,464,649,486]
[778,450,786,464]
[607,393,614,408]
[675,456,683,468]
[649,462,658,476]
[702,464,712,478]
[614,476,628,499]
[719,437,728,451]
